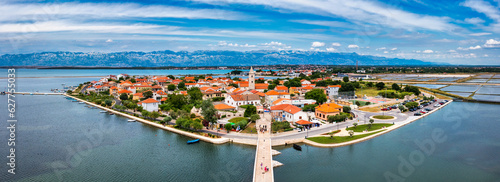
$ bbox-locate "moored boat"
[187,139,200,144]
[293,144,302,151]
[128,120,135,122]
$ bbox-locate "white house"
[326,85,341,98]
[270,104,308,123]
[265,90,290,104]
[138,98,159,112]
[224,94,261,107]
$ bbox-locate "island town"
[58,67,459,181]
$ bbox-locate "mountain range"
[0,50,437,67]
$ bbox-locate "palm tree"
[348,130,354,137]
[369,119,375,129]
[353,122,358,128]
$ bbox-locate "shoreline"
[303,100,453,148]
[63,93,453,148]
[64,94,230,145]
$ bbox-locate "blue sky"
[1,0,500,65]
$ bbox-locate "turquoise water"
[440,85,481,92]
[1,69,500,181]
[274,102,500,181]
[0,95,255,181]
[413,84,448,89]
[0,69,234,78]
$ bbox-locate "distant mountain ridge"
[0,50,437,67]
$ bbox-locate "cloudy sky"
[1,0,500,65]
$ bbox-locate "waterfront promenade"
[253,112,274,182]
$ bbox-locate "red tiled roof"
[141,98,159,103]
[270,104,302,114]
[296,120,313,125]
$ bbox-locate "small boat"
[109,113,114,115]
[79,102,84,104]
[293,144,302,151]
[128,120,135,122]
[100,111,107,113]
[187,139,200,144]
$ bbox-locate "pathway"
[253,112,274,182]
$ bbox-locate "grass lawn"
[228,117,248,123]
[355,87,381,97]
[346,123,393,132]
[307,130,385,144]
[372,115,395,119]
[241,122,257,134]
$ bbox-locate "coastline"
[303,100,453,148]
[64,94,230,145]
[64,93,452,148]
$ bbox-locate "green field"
[307,130,385,144]
[346,123,393,132]
[228,117,248,123]
[372,115,395,119]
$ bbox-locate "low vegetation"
[372,115,395,120]
[307,130,385,144]
[346,124,393,132]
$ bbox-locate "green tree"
[369,119,374,128]
[141,110,151,119]
[366,82,374,87]
[349,130,354,137]
[178,82,186,90]
[302,104,318,112]
[187,87,203,102]
[343,106,351,113]
[268,84,277,90]
[225,123,233,132]
[191,120,203,131]
[355,101,361,106]
[327,115,335,123]
[168,94,187,109]
[305,89,327,104]
[150,111,160,120]
[162,116,172,125]
[167,75,175,79]
[392,83,401,91]
[343,76,349,82]
[244,105,257,117]
[201,100,218,125]
[143,90,153,98]
[105,99,113,106]
[353,122,358,128]
[250,114,260,122]
[403,85,421,96]
[130,78,136,83]
[376,82,385,90]
[119,93,128,100]
[405,101,419,109]
[168,84,176,91]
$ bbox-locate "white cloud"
[383,51,388,54]
[448,50,457,53]
[376,47,386,51]
[423,50,434,53]
[194,0,456,31]
[326,48,337,52]
[105,39,113,43]
[458,45,482,50]
[0,2,247,21]
[240,44,256,47]
[469,32,492,36]
[290,20,351,28]
[262,41,286,47]
[218,41,228,46]
[311,41,325,47]
[391,48,397,51]
[484,39,500,48]
[331,42,341,46]
[464,17,485,24]
[348,44,359,49]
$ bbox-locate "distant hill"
[0,50,437,67]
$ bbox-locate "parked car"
[420,110,427,114]
[434,104,440,107]
[414,113,422,116]
[425,108,432,111]
[381,108,389,111]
